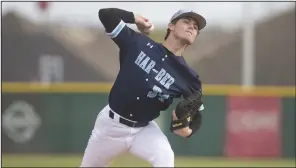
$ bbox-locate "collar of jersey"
[159,43,185,59]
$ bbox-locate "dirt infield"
[2,154,295,167]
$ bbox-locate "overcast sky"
[2,1,294,29]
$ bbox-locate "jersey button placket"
[133,97,139,118]
[162,55,167,61]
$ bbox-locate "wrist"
[173,127,192,138]
[185,129,193,138]
[134,14,140,24]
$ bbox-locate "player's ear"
[168,23,175,31]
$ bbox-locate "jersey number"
[147,85,169,102]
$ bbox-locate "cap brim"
[173,12,206,30]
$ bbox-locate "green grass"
[2,154,295,167]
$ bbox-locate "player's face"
[170,17,199,45]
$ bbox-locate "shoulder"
[180,57,199,77]
[137,34,159,44]
[178,58,201,82]
[133,34,162,50]
[188,66,199,78]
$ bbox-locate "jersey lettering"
[147,85,162,98]
[147,85,170,102]
[135,51,146,65]
[145,61,155,74]
[134,51,176,102]
[139,57,150,70]
[155,68,166,81]
[155,68,175,89]
[135,51,156,74]
[164,77,175,89]
[160,73,171,86]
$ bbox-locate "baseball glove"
[170,91,204,137]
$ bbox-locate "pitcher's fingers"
[143,17,149,22]
[143,21,152,28]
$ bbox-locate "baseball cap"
[170,9,207,30]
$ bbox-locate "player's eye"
[193,25,198,30]
[183,19,190,23]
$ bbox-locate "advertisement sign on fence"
[2,100,41,144]
[225,96,281,157]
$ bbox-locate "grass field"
[2,154,295,167]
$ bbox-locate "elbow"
[98,8,109,21]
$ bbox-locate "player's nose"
[188,23,194,30]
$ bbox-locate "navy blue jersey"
[99,9,202,123]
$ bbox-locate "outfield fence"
[1,83,295,158]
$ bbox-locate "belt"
[109,110,148,128]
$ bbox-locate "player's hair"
[164,19,178,40]
[164,29,170,40]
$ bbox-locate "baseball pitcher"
[80,7,206,167]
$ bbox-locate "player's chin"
[183,38,194,45]
[181,36,194,45]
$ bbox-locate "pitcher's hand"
[134,14,153,35]
[171,110,192,138]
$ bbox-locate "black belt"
[109,110,148,128]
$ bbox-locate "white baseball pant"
[80,104,174,167]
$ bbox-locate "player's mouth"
[185,31,192,35]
